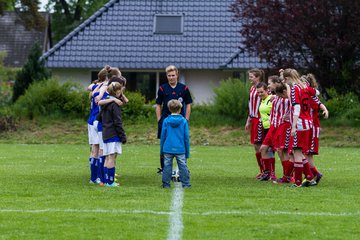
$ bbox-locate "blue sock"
[89,157,97,182]
[97,157,104,182]
[108,167,115,185]
[104,167,108,184]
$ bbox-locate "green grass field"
[0,144,359,240]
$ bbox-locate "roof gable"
[42,0,267,70]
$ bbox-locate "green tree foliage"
[12,43,51,102]
[230,1,360,97]
[47,0,109,43]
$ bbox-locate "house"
[41,0,267,104]
[0,11,51,68]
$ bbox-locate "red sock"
[255,152,264,172]
[281,160,287,177]
[284,160,294,180]
[303,159,314,180]
[262,158,271,173]
[269,158,276,177]
[311,166,319,176]
[294,163,303,186]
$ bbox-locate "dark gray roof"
[0,12,50,67]
[42,0,267,70]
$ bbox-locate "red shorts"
[250,118,264,144]
[274,122,291,151]
[309,126,320,155]
[262,125,276,148]
[288,128,311,155]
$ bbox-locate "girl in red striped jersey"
[282,68,316,187]
[301,74,329,185]
[245,68,266,179]
[260,76,293,183]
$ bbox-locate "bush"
[325,88,359,118]
[213,78,250,121]
[122,91,153,120]
[0,107,17,132]
[12,79,89,119]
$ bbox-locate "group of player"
[246,68,329,188]
[87,66,128,188]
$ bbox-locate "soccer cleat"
[95,178,101,184]
[105,182,120,187]
[273,177,290,184]
[157,168,163,175]
[315,173,323,184]
[259,172,270,181]
[309,180,318,186]
[89,180,96,184]
[255,173,263,179]
[290,184,302,188]
[99,182,104,186]
[301,178,316,187]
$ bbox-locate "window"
[154,14,183,34]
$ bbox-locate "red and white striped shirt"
[290,84,315,130]
[270,96,291,128]
[310,95,322,127]
[248,86,261,118]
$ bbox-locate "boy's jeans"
[162,153,191,188]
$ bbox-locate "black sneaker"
[315,173,323,184]
[157,168,163,175]
[259,171,270,181]
[301,178,317,187]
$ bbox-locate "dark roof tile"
[42,0,267,69]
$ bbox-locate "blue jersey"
[87,84,100,125]
[156,82,193,119]
[97,91,109,132]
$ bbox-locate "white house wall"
[51,68,92,87]
[183,70,233,105]
[51,68,234,105]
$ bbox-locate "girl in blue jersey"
[87,66,108,184]
[100,81,127,187]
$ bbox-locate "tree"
[47,0,109,43]
[0,0,47,31]
[230,0,360,96]
[12,43,51,102]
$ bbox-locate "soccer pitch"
[0,144,359,239]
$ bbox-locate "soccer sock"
[89,157,97,182]
[255,152,264,172]
[310,166,319,176]
[97,156,105,182]
[303,159,314,180]
[281,160,287,177]
[262,158,270,173]
[294,163,303,186]
[284,160,294,181]
[269,158,276,178]
[108,167,115,185]
[104,167,109,184]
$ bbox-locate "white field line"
[167,182,184,240]
[1,209,359,217]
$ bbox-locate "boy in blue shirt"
[160,99,191,188]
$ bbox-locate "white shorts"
[88,123,99,144]
[98,131,104,150]
[103,142,122,156]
